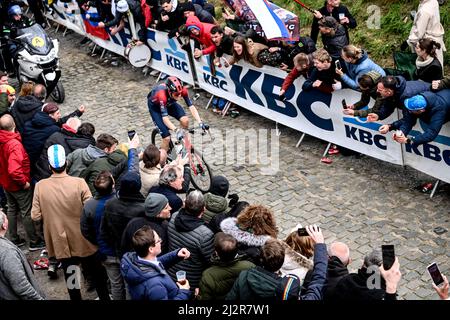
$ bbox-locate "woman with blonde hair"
[336,44,385,90]
[280,224,314,284]
[219,204,277,264]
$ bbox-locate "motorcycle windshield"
[16,24,52,55]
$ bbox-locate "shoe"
[159,73,168,80]
[29,240,46,251]
[328,148,340,155]
[33,258,49,270]
[321,157,333,164]
[47,264,58,279]
[149,69,160,76]
[12,237,26,247]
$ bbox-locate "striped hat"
[47,144,66,169]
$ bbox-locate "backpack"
[140,0,152,28]
[276,274,301,300]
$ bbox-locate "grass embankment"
[213,0,450,73]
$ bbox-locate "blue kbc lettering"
[405,143,450,166]
[203,74,228,91]
[166,55,189,73]
[345,125,387,150]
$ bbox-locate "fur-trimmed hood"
[220,217,270,247]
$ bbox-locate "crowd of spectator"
[0,0,449,302]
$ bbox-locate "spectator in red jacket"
[185,15,216,59]
[279,53,314,100]
[0,114,44,250]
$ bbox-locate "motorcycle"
[12,23,65,103]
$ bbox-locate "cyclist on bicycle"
[147,76,207,151]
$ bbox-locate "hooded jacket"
[202,192,229,223]
[0,236,45,300]
[67,144,107,177]
[324,256,349,300]
[185,15,216,55]
[100,178,146,258]
[22,111,60,165]
[321,24,349,59]
[0,130,30,192]
[279,242,314,285]
[341,51,386,90]
[80,192,116,258]
[219,217,271,265]
[375,76,431,120]
[121,250,191,300]
[199,253,255,300]
[9,95,43,134]
[167,210,215,289]
[189,3,214,24]
[33,126,95,182]
[82,149,127,195]
[390,89,450,145]
[226,266,300,300]
[334,267,396,301]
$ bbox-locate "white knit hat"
[47,144,66,169]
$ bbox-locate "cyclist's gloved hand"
[176,128,184,141]
[199,122,209,131]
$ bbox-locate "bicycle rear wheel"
[189,147,212,193]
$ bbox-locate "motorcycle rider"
[1,5,33,75]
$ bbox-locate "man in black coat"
[318,16,349,60]
[33,119,96,182]
[10,84,46,134]
[180,1,215,24]
[120,193,171,256]
[100,171,146,300]
[156,0,185,37]
[333,249,402,301]
[311,0,357,44]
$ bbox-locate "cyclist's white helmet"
[116,0,129,13]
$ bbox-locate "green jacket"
[0,93,9,115]
[81,149,127,195]
[199,254,254,300]
[202,193,230,223]
[436,76,450,91]
[226,266,296,300]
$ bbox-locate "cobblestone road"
[24,27,450,300]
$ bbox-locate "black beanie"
[181,1,195,12]
[209,175,229,197]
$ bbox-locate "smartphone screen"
[342,99,347,109]
[335,60,341,70]
[127,130,136,140]
[297,228,309,237]
[427,262,445,286]
[382,245,395,270]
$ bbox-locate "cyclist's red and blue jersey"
[147,84,192,138]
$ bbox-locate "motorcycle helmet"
[8,5,22,16]
[165,76,183,95]
[116,0,129,13]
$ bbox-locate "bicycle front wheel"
[189,148,212,193]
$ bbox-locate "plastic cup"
[176,270,186,285]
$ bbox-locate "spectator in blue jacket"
[121,225,192,300]
[379,90,450,145]
[336,44,385,90]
